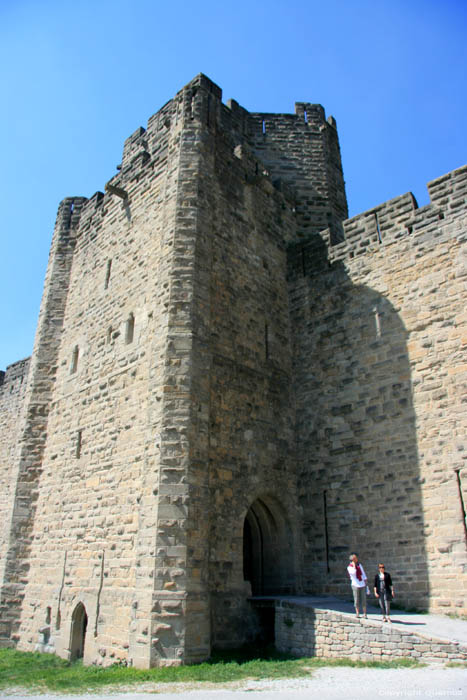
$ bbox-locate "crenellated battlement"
[47,75,467,268]
[0,358,30,395]
[58,73,348,250]
[427,164,467,211]
[336,164,466,259]
[288,164,467,279]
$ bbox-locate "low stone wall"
[275,600,467,663]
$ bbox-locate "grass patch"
[445,661,467,668]
[0,647,421,693]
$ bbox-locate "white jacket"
[347,562,367,588]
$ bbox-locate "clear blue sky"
[1,0,466,371]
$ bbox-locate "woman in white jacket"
[347,552,368,619]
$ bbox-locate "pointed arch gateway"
[69,602,88,660]
[243,495,295,596]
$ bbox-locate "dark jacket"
[374,572,393,598]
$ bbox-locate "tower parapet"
[247,102,348,242]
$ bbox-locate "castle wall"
[0,198,87,646]
[0,357,30,622]
[134,77,349,655]
[289,165,467,613]
[192,98,299,649]
[1,74,465,667]
[7,73,303,667]
[8,89,191,666]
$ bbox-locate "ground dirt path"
[3,664,466,700]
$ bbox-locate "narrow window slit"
[70,346,79,374]
[304,109,308,123]
[262,119,266,135]
[373,306,382,338]
[104,259,112,289]
[374,212,382,243]
[76,430,82,459]
[125,313,135,344]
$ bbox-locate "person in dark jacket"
[373,563,395,622]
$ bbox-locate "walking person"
[347,553,368,619]
[374,563,395,622]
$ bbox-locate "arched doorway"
[243,496,295,596]
[70,602,88,660]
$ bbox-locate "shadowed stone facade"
[0,74,466,667]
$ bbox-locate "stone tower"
[0,74,466,667]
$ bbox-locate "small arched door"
[70,603,88,660]
[243,495,295,596]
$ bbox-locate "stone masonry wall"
[0,198,87,647]
[6,73,316,667]
[289,165,467,614]
[247,103,348,242]
[195,95,299,649]
[276,600,467,662]
[139,77,349,653]
[9,86,190,667]
[1,73,465,667]
[0,357,30,627]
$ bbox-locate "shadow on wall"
[288,234,428,610]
